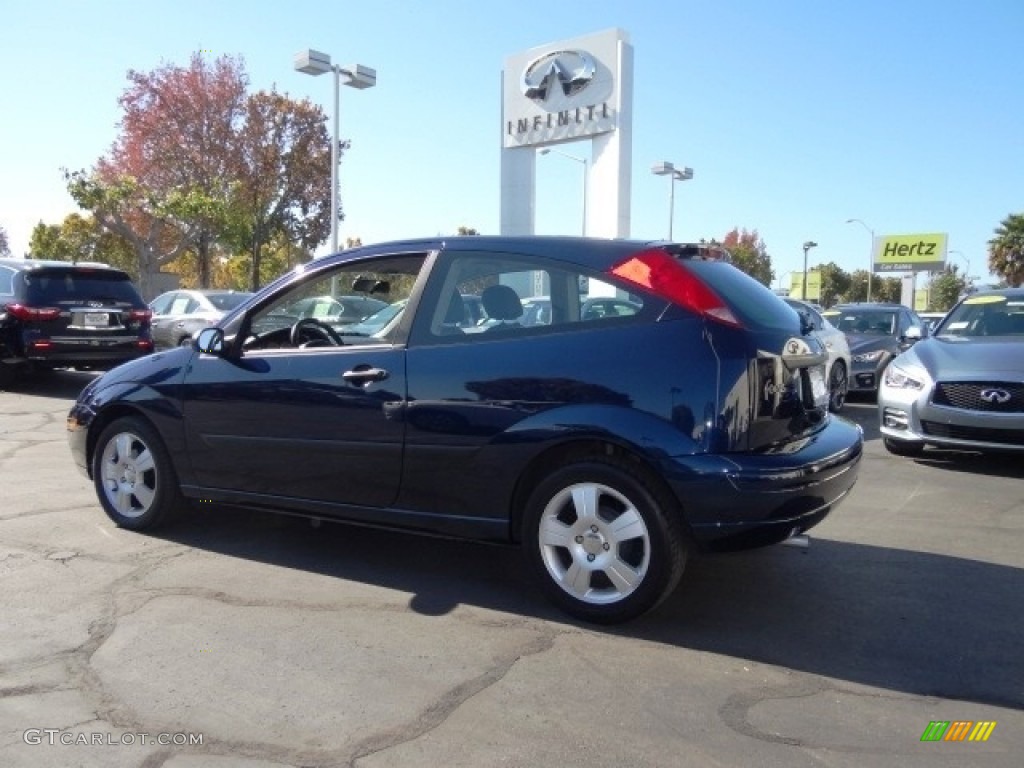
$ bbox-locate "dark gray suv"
[0,259,153,387]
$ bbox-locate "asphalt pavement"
[1,372,1021,767]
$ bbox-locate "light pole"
[802,241,818,301]
[651,161,694,241]
[539,147,588,236]
[845,218,875,302]
[294,49,376,256]
[949,249,970,279]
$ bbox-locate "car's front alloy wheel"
[828,361,848,412]
[93,416,182,530]
[522,457,686,624]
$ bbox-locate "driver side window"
[243,253,428,352]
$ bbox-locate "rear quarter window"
[685,261,799,331]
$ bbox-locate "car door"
[180,253,427,511]
[182,344,406,508]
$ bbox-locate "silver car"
[878,287,1024,455]
[149,289,253,349]
[784,298,851,412]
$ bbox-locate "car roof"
[0,257,126,274]
[961,287,1024,299]
[312,236,723,272]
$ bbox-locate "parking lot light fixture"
[651,161,694,241]
[294,49,377,256]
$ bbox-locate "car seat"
[437,293,466,335]
[481,285,523,331]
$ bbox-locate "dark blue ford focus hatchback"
[68,237,862,623]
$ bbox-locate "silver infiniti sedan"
[879,288,1024,455]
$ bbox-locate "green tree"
[988,212,1024,287]
[722,228,773,286]
[844,269,872,303]
[816,262,851,307]
[28,214,138,277]
[457,226,480,236]
[0,224,10,256]
[65,170,219,298]
[928,266,969,311]
[873,276,903,303]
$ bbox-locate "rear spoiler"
[661,243,733,263]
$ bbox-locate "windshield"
[937,295,1024,337]
[823,309,896,335]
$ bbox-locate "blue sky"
[1,1,1021,285]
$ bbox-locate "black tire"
[92,416,183,530]
[521,457,687,624]
[828,361,848,412]
[883,437,925,457]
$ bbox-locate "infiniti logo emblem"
[521,49,596,102]
[979,388,1011,404]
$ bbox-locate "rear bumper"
[22,337,153,368]
[660,416,863,551]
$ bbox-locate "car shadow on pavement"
[909,449,1024,479]
[155,506,1023,711]
[0,369,98,399]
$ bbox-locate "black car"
[1,258,153,387]
[67,237,862,624]
[821,303,928,395]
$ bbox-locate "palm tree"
[988,212,1024,287]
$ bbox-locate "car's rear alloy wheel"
[523,458,686,624]
[828,361,848,412]
[883,437,925,457]
[93,416,182,530]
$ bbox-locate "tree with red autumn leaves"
[721,228,774,286]
[67,53,332,295]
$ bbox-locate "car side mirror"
[196,327,225,355]
[904,325,924,341]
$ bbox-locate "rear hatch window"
[22,268,142,305]
[682,260,799,331]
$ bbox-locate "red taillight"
[7,303,61,322]
[29,340,55,350]
[609,248,742,328]
[129,309,153,322]
[137,339,154,351]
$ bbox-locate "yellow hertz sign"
[790,270,821,300]
[873,233,947,272]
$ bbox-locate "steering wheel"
[289,317,344,347]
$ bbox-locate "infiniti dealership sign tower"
[500,28,634,238]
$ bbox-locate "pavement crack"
[348,626,561,766]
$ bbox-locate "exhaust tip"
[781,533,810,551]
